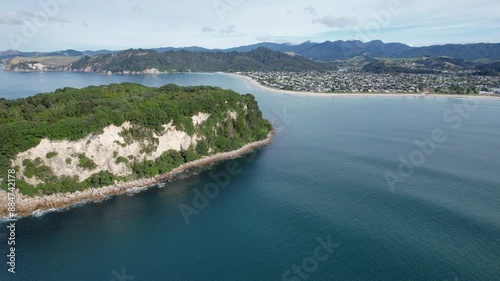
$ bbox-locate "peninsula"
[0,83,273,217]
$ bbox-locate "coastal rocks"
[0,132,274,218]
[5,64,175,75]
[94,69,170,75]
[64,65,173,75]
[6,62,45,72]
[142,68,161,74]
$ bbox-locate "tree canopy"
[0,83,272,196]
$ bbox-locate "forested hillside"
[68,47,337,73]
[0,83,272,195]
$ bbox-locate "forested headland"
[0,83,272,196]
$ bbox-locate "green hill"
[69,47,338,73]
[0,83,272,196]
[476,61,500,76]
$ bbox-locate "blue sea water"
[0,71,499,281]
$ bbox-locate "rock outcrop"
[0,132,274,218]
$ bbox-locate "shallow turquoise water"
[0,71,499,281]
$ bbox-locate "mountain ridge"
[2,40,500,62]
[65,47,338,73]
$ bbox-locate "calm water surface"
[0,70,499,281]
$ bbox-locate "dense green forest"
[69,47,338,73]
[0,83,272,196]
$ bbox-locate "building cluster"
[241,71,500,95]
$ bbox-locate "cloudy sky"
[1,0,499,51]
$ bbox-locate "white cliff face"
[228,110,238,120]
[142,68,160,74]
[11,62,46,72]
[152,122,196,158]
[191,112,211,126]
[0,130,274,218]
[13,117,210,184]
[30,63,45,71]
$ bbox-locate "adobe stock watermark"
[354,0,403,42]
[281,235,339,281]
[385,99,479,192]
[110,268,135,281]
[7,0,71,49]
[178,106,290,224]
[269,106,295,133]
[212,0,244,21]
[178,149,259,224]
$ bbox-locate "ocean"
[0,71,499,281]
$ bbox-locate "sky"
[0,0,499,51]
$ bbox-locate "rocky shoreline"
[4,65,174,75]
[0,131,274,218]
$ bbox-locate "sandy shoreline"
[223,72,500,99]
[3,68,498,99]
[0,131,274,219]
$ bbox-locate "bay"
[0,71,499,281]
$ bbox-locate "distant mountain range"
[2,40,500,62]
[226,40,500,61]
[66,47,337,73]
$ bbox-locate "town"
[241,71,500,95]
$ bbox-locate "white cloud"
[312,16,358,28]
[304,6,317,15]
[0,10,70,26]
[219,25,236,34]
[132,6,143,12]
[201,26,215,32]
[0,0,498,51]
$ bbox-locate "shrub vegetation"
[0,83,272,195]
